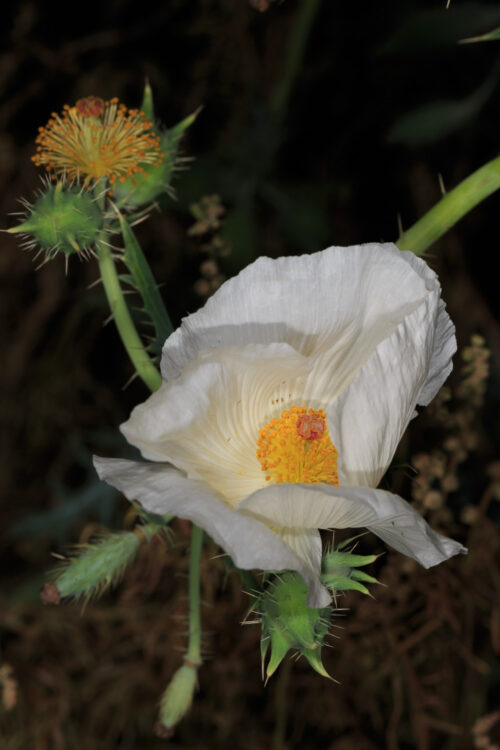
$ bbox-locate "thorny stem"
[186,524,204,667]
[272,657,292,750]
[96,189,205,691]
[397,155,500,255]
[94,183,161,392]
[96,226,162,392]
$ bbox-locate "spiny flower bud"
[7,180,103,263]
[321,541,381,597]
[111,109,200,209]
[258,572,333,682]
[156,662,197,736]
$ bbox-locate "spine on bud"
[8,181,104,263]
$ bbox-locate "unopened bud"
[258,572,333,681]
[8,181,103,262]
[158,662,197,732]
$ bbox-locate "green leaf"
[222,191,258,272]
[383,5,500,54]
[389,59,500,146]
[259,181,329,252]
[460,26,500,43]
[116,210,173,354]
[389,98,477,146]
[9,480,117,543]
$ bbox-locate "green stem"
[396,155,500,255]
[271,0,322,119]
[186,524,204,666]
[96,237,162,392]
[95,195,205,675]
[272,657,291,750]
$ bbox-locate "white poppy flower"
[94,242,466,608]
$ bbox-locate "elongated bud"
[51,523,163,604]
[156,663,197,736]
[7,181,103,263]
[258,572,333,682]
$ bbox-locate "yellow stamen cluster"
[256,407,339,485]
[32,96,164,185]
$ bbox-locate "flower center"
[32,97,163,185]
[256,407,339,485]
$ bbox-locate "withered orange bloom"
[32,96,164,185]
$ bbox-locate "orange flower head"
[32,96,164,185]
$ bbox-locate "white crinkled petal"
[239,483,466,568]
[399,251,457,406]
[161,244,448,407]
[120,344,310,506]
[326,291,455,488]
[93,457,331,608]
[277,527,323,592]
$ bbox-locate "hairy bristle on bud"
[54,523,163,604]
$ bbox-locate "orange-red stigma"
[296,413,326,440]
[256,406,339,485]
[76,96,104,118]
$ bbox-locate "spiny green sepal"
[258,572,333,682]
[140,79,155,122]
[321,546,382,597]
[9,181,103,260]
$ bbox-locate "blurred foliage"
[388,58,500,146]
[461,24,500,43]
[382,4,500,53]
[1,0,500,747]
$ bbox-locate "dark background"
[1,1,500,748]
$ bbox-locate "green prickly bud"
[321,544,382,598]
[7,180,103,262]
[111,108,200,209]
[157,663,197,734]
[45,523,163,605]
[258,572,334,682]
